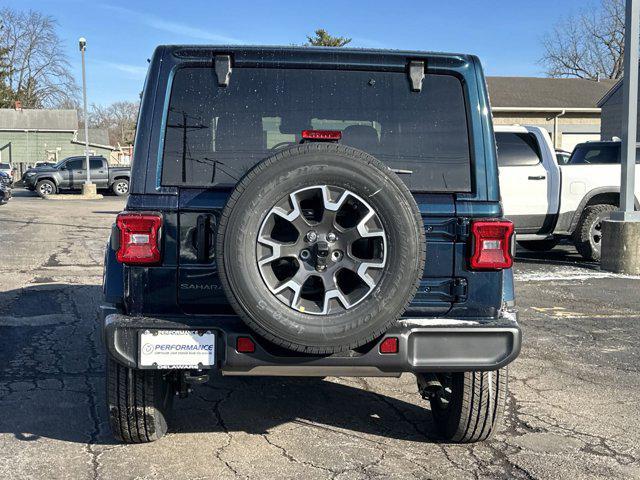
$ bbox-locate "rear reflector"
[301,129,342,141]
[236,337,256,353]
[379,337,399,354]
[470,220,514,270]
[116,212,162,265]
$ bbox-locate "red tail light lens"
[470,220,514,270]
[116,212,162,265]
[301,129,342,141]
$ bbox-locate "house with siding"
[0,105,115,176]
[597,79,639,141]
[487,77,617,152]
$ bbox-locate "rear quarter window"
[495,132,542,167]
[160,67,472,192]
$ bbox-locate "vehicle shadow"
[0,284,438,446]
[8,188,39,198]
[172,374,437,442]
[514,246,599,270]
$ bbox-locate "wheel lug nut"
[300,249,311,261]
[327,232,337,243]
[306,231,317,243]
[331,250,343,262]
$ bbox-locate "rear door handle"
[528,175,546,180]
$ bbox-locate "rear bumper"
[100,307,521,376]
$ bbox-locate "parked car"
[555,148,572,165]
[495,126,640,260]
[34,161,57,168]
[0,162,12,183]
[101,46,520,444]
[0,171,12,205]
[22,155,131,197]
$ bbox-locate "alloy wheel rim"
[40,183,53,195]
[591,217,604,250]
[256,185,387,316]
[116,182,128,194]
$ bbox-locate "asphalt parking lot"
[0,191,639,480]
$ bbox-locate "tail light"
[470,220,514,270]
[115,212,162,265]
[301,130,342,141]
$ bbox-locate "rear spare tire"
[216,143,425,353]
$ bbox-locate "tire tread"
[107,358,170,443]
[573,204,616,261]
[428,368,507,443]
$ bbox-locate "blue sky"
[5,0,591,105]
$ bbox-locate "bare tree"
[0,7,78,108]
[540,0,625,80]
[89,101,139,146]
[306,29,351,47]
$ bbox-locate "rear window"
[0,163,10,169]
[495,132,542,167]
[565,144,640,164]
[161,67,472,192]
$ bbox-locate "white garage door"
[561,133,600,153]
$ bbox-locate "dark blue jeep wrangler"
[102,46,520,444]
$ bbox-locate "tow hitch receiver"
[178,371,209,398]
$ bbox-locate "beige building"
[487,77,617,152]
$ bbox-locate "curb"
[44,194,104,201]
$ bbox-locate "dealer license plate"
[139,330,215,369]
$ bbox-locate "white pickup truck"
[495,125,640,261]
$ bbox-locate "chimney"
[14,100,22,111]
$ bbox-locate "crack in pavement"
[194,390,242,477]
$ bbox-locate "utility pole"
[601,0,640,274]
[79,37,97,196]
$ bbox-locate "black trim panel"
[102,310,521,374]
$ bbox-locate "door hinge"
[456,219,470,240]
[409,60,425,92]
[215,55,232,87]
[196,214,214,263]
[451,278,468,302]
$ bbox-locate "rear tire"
[112,178,129,196]
[517,239,559,252]
[106,358,174,443]
[421,368,508,443]
[572,204,616,261]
